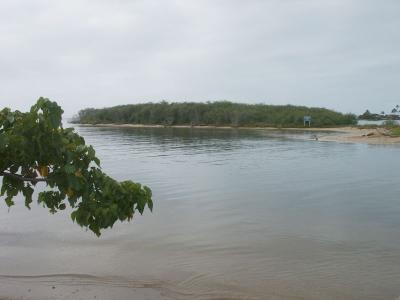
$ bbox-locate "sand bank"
[315,127,400,144]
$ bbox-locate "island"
[73,101,357,128]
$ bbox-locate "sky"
[0,0,399,117]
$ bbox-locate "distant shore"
[76,123,400,145]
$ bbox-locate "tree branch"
[0,171,48,183]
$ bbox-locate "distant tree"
[359,110,371,119]
[0,98,153,236]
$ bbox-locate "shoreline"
[75,123,400,145]
[76,122,346,131]
[0,275,175,300]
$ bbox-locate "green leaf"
[64,165,75,174]
[5,196,14,207]
[71,211,77,222]
[22,185,34,209]
[148,198,153,211]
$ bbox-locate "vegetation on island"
[75,101,357,128]
[0,98,153,236]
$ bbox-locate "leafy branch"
[0,98,153,236]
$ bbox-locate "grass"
[389,127,400,137]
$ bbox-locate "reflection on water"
[1,126,400,300]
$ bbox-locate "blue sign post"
[304,116,311,127]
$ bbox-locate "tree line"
[75,101,357,127]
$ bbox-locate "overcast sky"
[0,0,399,117]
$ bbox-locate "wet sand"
[0,275,176,300]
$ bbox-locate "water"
[357,119,400,125]
[1,126,400,300]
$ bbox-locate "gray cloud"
[1,0,399,117]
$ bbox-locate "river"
[1,126,400,300]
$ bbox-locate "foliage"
[0,98,152,236]
[75,101,357,128]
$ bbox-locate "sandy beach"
[78,123,400,145]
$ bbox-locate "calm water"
[1,126,400,300]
